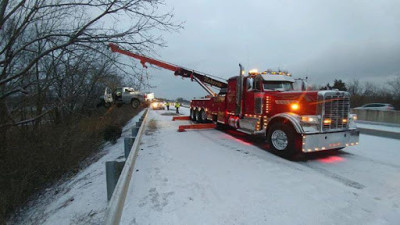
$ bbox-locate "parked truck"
[109,43,359,158]
[100,86,146,109]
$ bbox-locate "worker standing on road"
[166,102,170,110]
[175,102,180,114]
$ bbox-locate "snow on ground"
[9,110,145,225]
[356,121,400,133]
[120,107,400,225]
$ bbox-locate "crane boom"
[109,43,227,96]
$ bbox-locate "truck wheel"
[190,109,196,121]
[267,123,301,158]
[200,109,207,122]
[131,99,140,109]
[195,110,203,123]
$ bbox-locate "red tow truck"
[109,43,359,157]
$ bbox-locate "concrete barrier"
[358,128,400,140]
[352,109,400,124]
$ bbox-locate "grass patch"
[1,105,143,223]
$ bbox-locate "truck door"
[226,79,237,114]
[243,77,262,115]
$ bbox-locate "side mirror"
[247,78,254,91]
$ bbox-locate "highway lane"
[120,107,400,225]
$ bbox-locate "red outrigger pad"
[172,116,191,121]
[178,124,216,132]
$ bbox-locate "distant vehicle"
[145,92,155,101]
[100,87,146,109]
[151,101,166,110]
[354,103,395,111]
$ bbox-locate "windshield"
[125,88,135,92]
[263,81,294,91]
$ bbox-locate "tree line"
[314,77,400,109]
[0,0,180,222]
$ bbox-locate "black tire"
[200,109,207,123]
[190,109,196,121]
[267,122,301,158]
[195,110,203,123]
[131,99,140,109]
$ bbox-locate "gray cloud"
[292,40,400,84]
[124,0,400,99]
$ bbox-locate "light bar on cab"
[248,68,292,76]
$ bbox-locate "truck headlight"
[349,114,357,121]
[348,114,357,129]
[300,115,320,133]
[301,115,320,124]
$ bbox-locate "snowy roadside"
[356,121,400,133]
[119,107,400,225]
[8,110,145,225]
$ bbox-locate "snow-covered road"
[119,108,400,225]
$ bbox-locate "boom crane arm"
[109,43,227,96]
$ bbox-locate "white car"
[151,101,166,110]
[354,103,395,111]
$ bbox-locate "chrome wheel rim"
[271,130,288,151]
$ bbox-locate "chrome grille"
[321,92,350,131]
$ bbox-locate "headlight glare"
[301,115,320,124]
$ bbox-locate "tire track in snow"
[195,127,366,190]
[300,163,365,190]
[345,153,400,170]
[194,128,308,173]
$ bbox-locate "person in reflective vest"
[165,102,170,110]
[175,102,180,114]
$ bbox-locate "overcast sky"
[124,0,400,100]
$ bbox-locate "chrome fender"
[268,113,304,134]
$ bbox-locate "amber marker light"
[323,119,332,125]
[290,103,300,111]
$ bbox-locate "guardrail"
[104,108,149,225]
[357,127,400,139]
[352,109,400,124]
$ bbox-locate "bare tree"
[0,0,181,149]
[347,79,363,96]
[388,75,400,100]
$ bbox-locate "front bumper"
[302,129,359,153]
